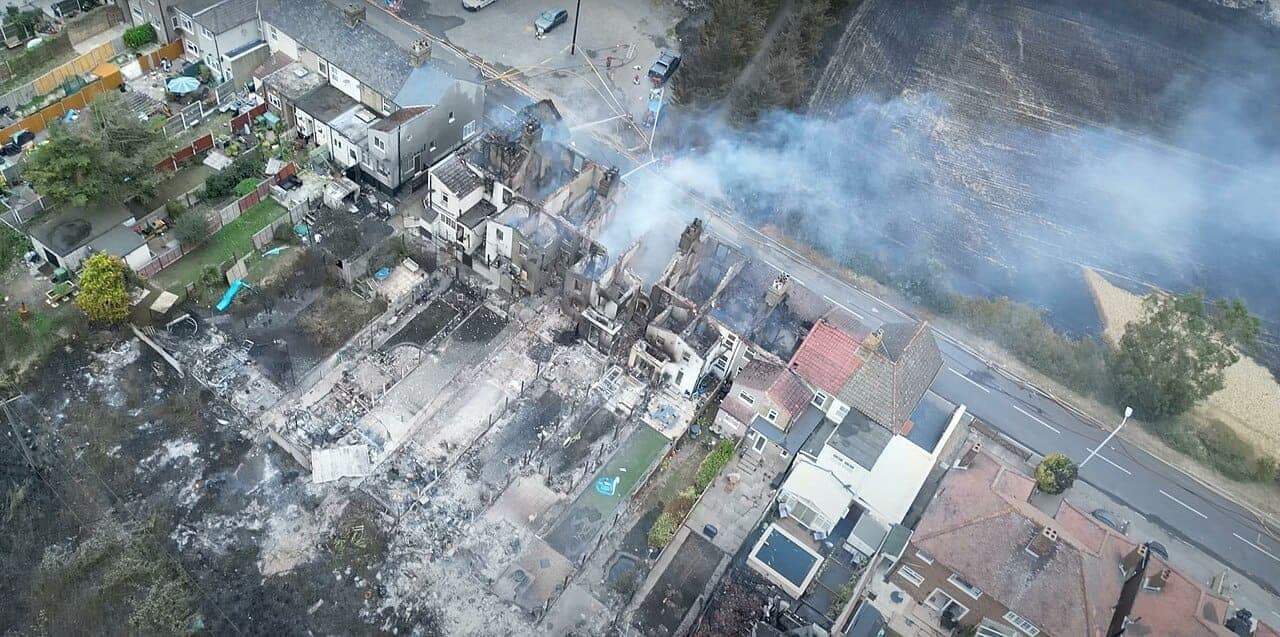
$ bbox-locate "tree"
[76,253,130,323]
[1035,453,1078,494]
[172,211,209,247]
[25,92,170,206]
[1111,292,1249,420]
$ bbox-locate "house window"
[180,17,192,31]
[574,279,583,292]
[494,227,505,241]
[318,60,328,75]
[812,391,828,408]
[924,589,968,621]
[448,111,454,123]
[976,625,1016,637]
[350,149,358,162]
[185,41,198,55]
[1002,612,1040,637]
[373,137,384,150]
[429,141,437,152]
[132,5,142,17]
[898,566,924,587]
[267,92,281,108]
[518,243,528,257]
[439,192,449,206]
[202,26,213,37]
[171,16,179,28]
[738,391,754,405]
[948,574,983,599]
[766,409,779,422]
[751,433,767,453]
[269,26,278,40]
[915,550,934,564]
[463,119,477,138]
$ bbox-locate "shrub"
[172,211,209,247]
[1255,457,1278,483]
[694,439,736,492]
[123,24,156,49]
[1034,453,1077,494]
[203,150,262,200]
[164,199,185,217]
[647,512,679,549]
[234,177,260,197]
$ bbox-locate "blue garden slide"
[216,279,251,312]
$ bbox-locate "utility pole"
[1081,406,1133,468]
[570,0,582,56]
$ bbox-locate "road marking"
[1084,448,1132,475]
[501,104,518,114]
[1233,533,1280,563]
[1160,489,1208,519]
[947,368,990,393]
[720,237,741,250]
[822,295,864,321]
[764,259,783,272]
[1012,404,1060,434]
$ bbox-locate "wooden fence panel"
[192,133,214,153]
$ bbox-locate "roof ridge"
[912,503,1016,544]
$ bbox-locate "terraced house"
[259,0,484,191]
[173,0,266,83]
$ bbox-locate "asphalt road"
[696,209,1280,608]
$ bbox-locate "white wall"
[265,22,298,59]
[329,66,361,102]
[486,221,514,265]
[124,244,153,271]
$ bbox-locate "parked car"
[1090,509,1128,534]
[648,50,681,85]
[462,0,497,11]
[534,8,568,35]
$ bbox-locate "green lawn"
[151,200,287,293]
[581,426,671,517]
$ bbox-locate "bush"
[172,211,209,247]
[123,23,156,49]
[1151,416,1273,483]
[234,177,260,197]
[694,439,736,492]
[164,199,185,217]
[647,512,679,549]
[0,224,27,277]
[1034,453,1077,494]
[203,150,263,200]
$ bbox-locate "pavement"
[695,209,1280,614]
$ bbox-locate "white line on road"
[947,368,990,393]
[1233,533,1280,562]
[720,237,741,250]
[1011,405,1060,434]
[1159,489,1208,519]
[764,259,783,272]
[1084,448,1132,475]
[822,295,864,321]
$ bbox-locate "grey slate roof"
[836,319,943,433]
[178,0,258,33]
[458,200,496,229]
[750,404,825,456]
[263,0,477,104]
[431,155,483,196]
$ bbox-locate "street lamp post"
[570,0,582,56]
[1081,406,1133,468]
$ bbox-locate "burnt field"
[802,0,1280,349]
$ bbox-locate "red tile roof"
[788,318,863,395]
[768,370,813,420]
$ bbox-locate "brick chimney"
[1025,526,1058,559]
[1120,543,1149,577]
[678,219,703,252]
[343,3,365,28]
[765,273,790,308]
[1143,568,1171,592]
[410,39,432,66]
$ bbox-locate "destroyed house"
[261,0,484,191]
[564,245,644,353]
[881,447,1253,637]
[483,200,576,296]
